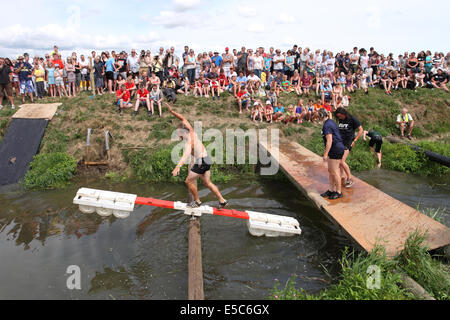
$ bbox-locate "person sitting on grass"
[251,101,263,123]
[300,70,312,95]
[396,108,414,140]
[228,74,238,97]
[363,129,383,168]
[202,75,210,98]
[236,84,250,114]
[281,75,294,93]
[116,84,133,116]
[125,75,137,99]
[210,75,220,100]
[431,68,449,92]
[150,84,163,117]
[305,99,317,122]
[193,76,203,97]
[218,68,228,92]
[295,99,305,124]
[320,79,333,104]
[134,83,152,117]
[264,100,274,123]
[176,76,189,96]
[266,87,278,107]
[284,105,297,124]
[273,103,285,122]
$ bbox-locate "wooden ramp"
[259,140,450,257]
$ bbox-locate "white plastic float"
[73,188,301,237]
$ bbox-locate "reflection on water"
[0,170,448,299]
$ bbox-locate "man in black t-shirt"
[431,69,449,92]
[335,107,364,188]
[117,52,128,79]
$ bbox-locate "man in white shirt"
[127,49,140,77]
[350,47,360,73]
[273,49,285,74]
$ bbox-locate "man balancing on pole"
[165,102,229,209]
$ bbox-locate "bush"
[24,152,77,189]
[125,144,254,184]
[382,142,426,174]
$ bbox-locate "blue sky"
[1,0,449,59]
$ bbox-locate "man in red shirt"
[116,84,132,116]
[134,83,152,117]
[51,53,64,70]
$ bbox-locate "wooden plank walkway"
[259,140,450,257]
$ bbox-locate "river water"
[0,171,448,300]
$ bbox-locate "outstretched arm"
[164,102,193,130]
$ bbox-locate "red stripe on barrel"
[213,208,249,220]
[135,197,175,209]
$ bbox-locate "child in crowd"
[150,84,163,117]
[134,83,152,117]
[273,103,285,122]
[236,85,250,114]
[264,100,273,123]
[116,84,133,116]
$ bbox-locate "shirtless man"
[166,103,229,209]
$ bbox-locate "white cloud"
[0,23,160,57]
[277,13,296,24]
[173,0,201,11]
[238,5,257,17]
[152,10,203,29]
[247,23,265,33]
[367,6,381,30]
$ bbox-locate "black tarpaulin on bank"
[0,118,48,186]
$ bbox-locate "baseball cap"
[266,100,272,105]
[18,55,24,60]
[254,102,260,106]
[225,47,229,51]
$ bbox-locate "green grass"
[269,245,413,300]
[395,232,450,300]
[269,232,450,300]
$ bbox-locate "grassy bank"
[269,232,450,300]
[0,84,448,189]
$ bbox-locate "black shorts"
[191,157,212,175]
[329,151,344,160]
[369,138,383,153]
[106,71,114,80]
[343,138,354,152]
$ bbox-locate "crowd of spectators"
[0,45,448,125]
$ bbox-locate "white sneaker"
[11,105,15,109]
[0,105,4,110]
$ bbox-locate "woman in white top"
[253,51,264,79]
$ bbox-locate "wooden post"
[188,217,204,300]
[187,157,204,300]
[89,56,95,96]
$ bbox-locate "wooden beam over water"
[188,217,204,300]
[259,140,450,257]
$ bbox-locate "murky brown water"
[0,171,448,300]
